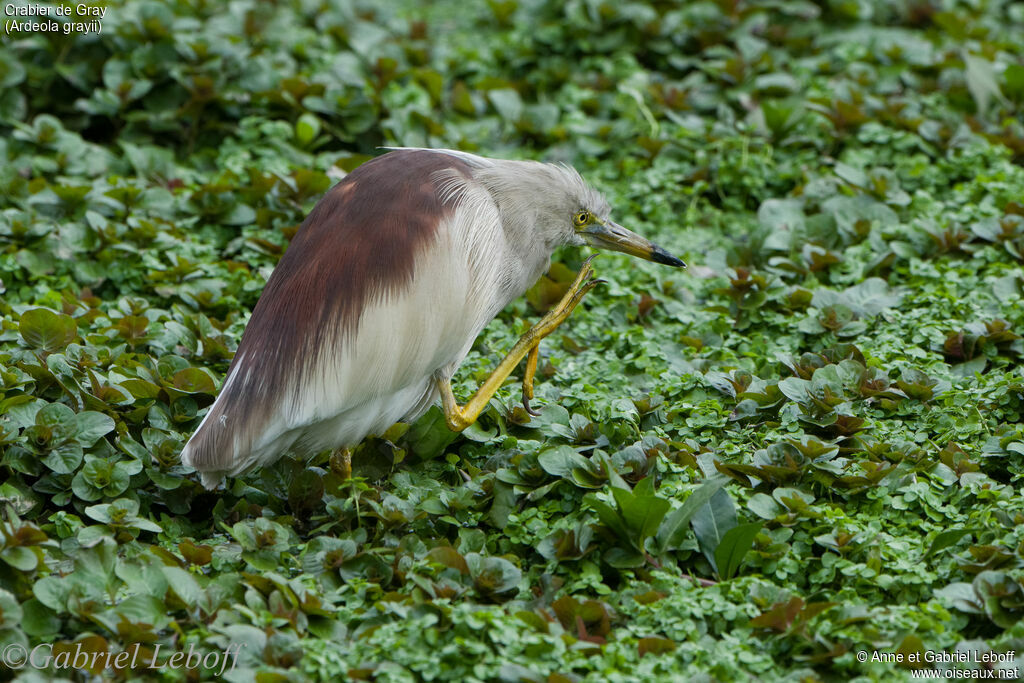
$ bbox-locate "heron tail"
[180,398,235,490]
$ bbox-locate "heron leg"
[330,447,352,480]
[521,344,540,416]
[438,256,602,431]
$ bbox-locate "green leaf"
[466,553,521,596]
[964,53,1007,116]
[33,576,70,612]
[600,453,630,490]
[638,636,676,658]
[78,525,114,546]
[119,378,161,399]
[748,493,783,520]
[0,589,23,629]
[758,198,805,249]
[538,445,591,478]
[489,481,516,529]
[633,475,656,498]
[604,546,645,568]
[1,545,39,571]
[714,522,763,580]
[610,485,670,549]
[0,482,37,516]
[934,582,982,614]
[586,496,631,541]
[74,540,120,589]
[488,88,523,121]
[777,377,810,404]
[812,278,902,317]
[168,368,216,394]
[295,112,322,146]
[20,598,61,637]
[462,421,498,442]
[407,406,459,460]
[926,528,976,558]
[41,442,84,474]
[129,516,163,533]
[0,49,27,88]
[98,594,171,633]
[690,488,738,573]
[84,502,113,524]
[74,412,115,447]
[821,195,897,239]
[72,457,115,501]
[1004,63,1024,100]
[656,475,727,552]
[19,308,78,353]
[288,469,325,516]
[834,162,868,188]
[163,566,202,605]
[36,402,77,442]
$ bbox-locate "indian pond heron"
[180,148,685,488]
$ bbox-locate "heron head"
[472,155,686,268]
[549,165,686,268]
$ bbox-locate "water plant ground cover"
[1,0,1023,680]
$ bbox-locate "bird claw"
[571,276,604,305]
[522,394,541,416]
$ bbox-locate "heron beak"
[581,220,686,267]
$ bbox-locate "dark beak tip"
[653,247,686,268]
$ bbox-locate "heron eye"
[573,211,591,228]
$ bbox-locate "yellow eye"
[573,211,591,228]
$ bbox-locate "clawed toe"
[522,394,542,416]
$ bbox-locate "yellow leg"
[330,447,352,480]
[438,256,602,431]
[521,344,540,416]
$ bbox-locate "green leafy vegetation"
[2,0,1023,680]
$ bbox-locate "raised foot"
[438,257,604,432]
[533,255,603,336]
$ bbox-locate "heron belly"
[304,379,435,453]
